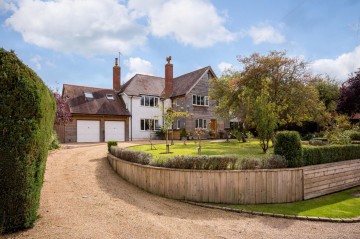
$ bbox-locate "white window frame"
[192,94,209,106]
[106,94,114,100]
[140,95,159,107]
[195,119,207,129]
[140,119,159,131]
[177,119,181,129]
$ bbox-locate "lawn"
[217,186,360,218]
[130,140,273,159]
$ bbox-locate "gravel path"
[3,143,360,239]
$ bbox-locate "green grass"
[217,186,360,218]
[130,140,273,159]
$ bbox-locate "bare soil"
[3,142,360,239]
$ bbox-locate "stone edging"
[183,201,360,223]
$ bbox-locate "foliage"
[224,186,360,219]
[252,89,278,153]
[107,141,117,152]
[261,155,287,169]
[53,91,71,125]
[324,128,351,145]
[209,51,330,129]
[0,48,56,233]
[239,158,261,170]
[349,132,360,141]
[310,75,340,112]
[180,128,187,138]
[274,131,303,167]
[337,69,360,115]
[302,145,360,166]
[48,130,60,150]
[150,155,238,170]
[110,146,151,165]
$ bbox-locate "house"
[120,56,225,140]
[55,58,131,143]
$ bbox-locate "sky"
[1,0,360,90]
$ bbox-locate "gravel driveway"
[4,143,360,239]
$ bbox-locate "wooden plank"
[304,169,360,186]
[214,172,221,203]
[248,171,256,204]
[208,171,215,203]
[184,171,192,201]
[158,169,165,196]
[202,171,209,202]
[255,171,267,204]
[231,171,239,204]
[220,171,227,203]
[164,170,171,198]
[178,170,186,200]
[238,171,245,204]
[305,173,360,194]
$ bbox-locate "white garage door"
[105,121,125,142]
[77,120,100,142]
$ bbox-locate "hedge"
[302,145,360,166]
[0,48,56,233]
[274,131,303,167]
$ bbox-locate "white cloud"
[248,24,285,45]
[30,55,42,70]
[310,45,360,81]
[128,0,237,47]
[0,0,16,13]
[5,0,147,56]
[218,62,233,72]
[124,57,154,81]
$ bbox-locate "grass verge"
[214,186,360,218]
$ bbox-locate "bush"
[0,48,56,233]
[107,141,117,152]
[309,139,328,146]
[110,146,151,165]
[180,128,187,138]
[302,145,360,166]
[239,158,261,170]
[350,132,360,141]
[274,131,303,167]
[261,155,287,169]
[48,130,60,150]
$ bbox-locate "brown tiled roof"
[351,113,360,120]
[172,66,211,97]
[121,74,164,96]
[63,84,131,116]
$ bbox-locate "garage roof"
[63,84,131,116]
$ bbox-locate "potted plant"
[180,128,187,141]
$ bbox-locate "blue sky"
[1,0,360,90]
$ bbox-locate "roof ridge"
[174,66,209,80]
[63,84,115,91]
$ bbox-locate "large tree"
[210,51,329,131]
[337,69,360,116]
[310,75,339,112]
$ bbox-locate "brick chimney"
[113,58,121,91]
[164,56,173,98]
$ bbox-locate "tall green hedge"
[274,131,303,167]
[303,145,360,166]
[0,48,56,233]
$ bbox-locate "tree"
[210,51,329,129]
[310,75,339,112]
[337,69,360,116]
[162,108,188,154]
[53,91,71,125]
[253,89,278,153]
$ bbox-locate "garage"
[77,120,100,142]
[105,121,125,142]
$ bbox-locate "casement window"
[140,95,159,107]
[195,119,207,129]
[140,119,159,131]
[176,98,180,106]
[192,95,209,106]
[177,119,181,129]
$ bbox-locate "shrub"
[274,131,303,167]
[107,141,117,152]
[180,128,187,138]
[110,146,151,165]
[0,48,56,233]
[325,129,351,145]
[350,132,360,141]
[309,139,328,146]
[302,145,360,166]
[262,155,287,169]
[48,130,60,150]
[239,158,261,170]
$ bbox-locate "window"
[140,119,159,131]
[192,95,209,106]
[106,94,114,100]
[141,95,159,107]
[176,98,180,106]
[195,119,207,129]
[84,92,93,99]
[177,119,181,129]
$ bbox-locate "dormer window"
[106,94,114,100]
[84,92,93,99]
